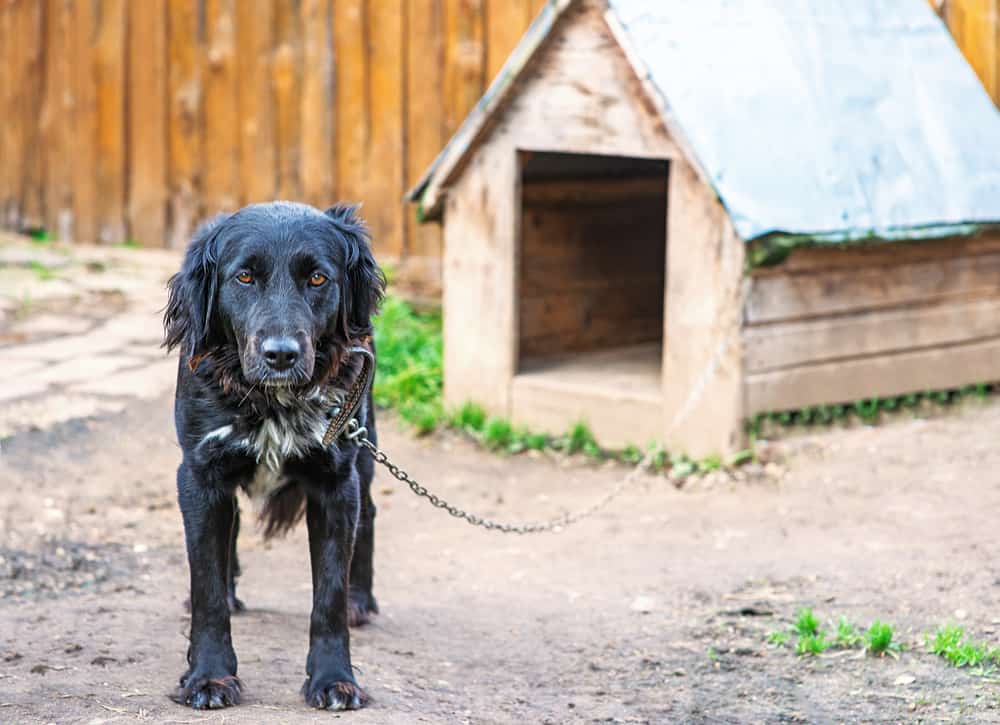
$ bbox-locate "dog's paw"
[347,589,378,627]
[171,673,242,710]
[302,678,369,710]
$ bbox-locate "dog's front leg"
[172,465,242,709]
[302,489,369,710]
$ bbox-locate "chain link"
[347,420,655,534]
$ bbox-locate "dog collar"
[321,345,375,447]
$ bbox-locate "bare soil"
[2,394,1000,724]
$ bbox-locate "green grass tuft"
[927,624,1000,669]
[482,417,514,451]
[796,632,829,656]
[451,401,487,433]
[864,620,898,656]
[835,616,863,648]
[767,630,791,648]
[794,608,820,637]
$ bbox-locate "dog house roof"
[408,0,1000,247]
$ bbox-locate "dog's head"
[164,202,384,389]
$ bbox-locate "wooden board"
[403,0,446,296]
[747,249,1000,324]
[367,0,405,256]
[203,0,240,215]
[41,0,75,240]
[18,1,44,229]
[745,296,1000,374]
[94,0,126,244]
[333,0,367,204]
[444,0,486,133]
[128,0,168,246]
[300,0,333,208]
[236,0,275,205]
[167,0,201,247]
[519,193,666,357]
[71,0,98,243]
[273,2,302,201]
[746,337,1000,415]
[486,0,533,84]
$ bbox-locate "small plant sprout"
[796,632,830,656]
[927,624,1000,669]
[794,608,820,637]
[864,620,900,657]
[482,417,514,451]
[452,401,486,433]
[835,616,863,648]
[564,421,597,455]
[767,630,791,648]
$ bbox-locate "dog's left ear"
[324,204,385,341]
[163,214,229,360]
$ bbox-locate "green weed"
[451,401,487,433]
[835,616,863,648]
[563,421,597,455]
[927,624,1000,669]
[28,260,56,281]
[864,620,899,656]
[482,417,514,451]
[796,632,829,656]
[794,608,820,637]
[767,630,791,647]
[28,228,52,243]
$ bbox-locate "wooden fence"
[0,0,996,295]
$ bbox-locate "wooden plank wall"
[0,0,547,294]
[0,1,993,290]
[744,235,1000,414]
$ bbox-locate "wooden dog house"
[407,0,1000,456]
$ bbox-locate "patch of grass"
[794,608,820,637]
[767,630,791,648]
[451,401,486,433]
[796,632,830,656]
[372,295,444,433]
[835,616,863,648]
[562,421,597,456]
[119,238,140,249]
[927,625,1000,669]
[482,417,514,451]
[699,453,723,473]
[27,228,52,244]
[864,620,900,656]
[28,260,56,281]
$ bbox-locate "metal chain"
[345,419,656,534]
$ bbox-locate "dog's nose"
[261,337,300,371]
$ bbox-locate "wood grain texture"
[0,3,12,226]
[128,0,168,246]
[403,0,445,296]
[203,0,240,215]
[333,0,367,203]
[236,0,275,205]
[167,0,201,247]
[746,337,1000,415]
[7,1,44,229]
[300,0,333,208]
[368,0,406,257]
[94,0,127,243]
[41,0,75,240]
[486,0,532,83]
[444,0,485,133]
[273,2,302,201]
[71,0,98,243]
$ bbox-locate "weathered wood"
[128,0,168,246]
[16,1,45,229]
[745,296,1000,374]
[236,0,275,205]
[367,0,405,256]
[333,0,367,203]
[71,0,98,243]
[203,0,240,215]
[662,157,746,456]
[442,139,519,413]
[486,0,533,83]
[522,176,667,204]
[519,191,665,357]
[747,248,1000,324]
[167,0,201,247]
[746,336,1000,415]
[0,3,12,227]
[300,0,333,208]
[403,0,445,296]
[444,0,486,133]
[512,344,663,447]
[94,0,127,244]
[273,3,302,201]
[41,0,75,240]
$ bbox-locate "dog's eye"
[308,272,328,287]
[236,270,254,285]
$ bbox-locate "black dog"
[162,202,384,710]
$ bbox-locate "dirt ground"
[2,240,1000,724]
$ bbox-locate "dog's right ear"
[163,215,228,362]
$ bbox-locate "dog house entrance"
[512,151,668,444]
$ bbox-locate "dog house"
[407,0,1000,456]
